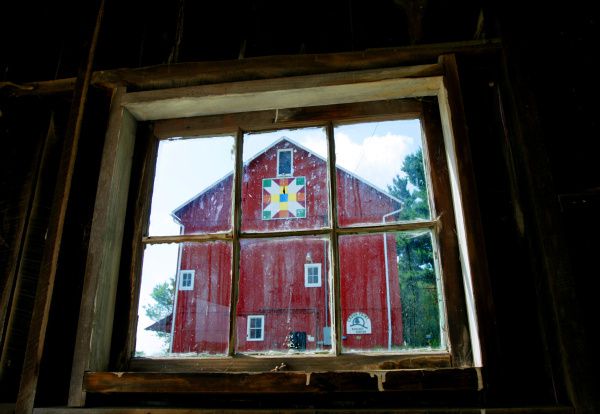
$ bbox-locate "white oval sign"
[346,312,372,335]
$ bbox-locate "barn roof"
[171,137,403,223]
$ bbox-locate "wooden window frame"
[304,263,322,287]
[68,58,488,404]
[246,315,265,341]
[178,269,194,291]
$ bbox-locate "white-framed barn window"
[305,263,322,287]
[178,269,195,291]
[247,315,265,341]
[277,148,293,176]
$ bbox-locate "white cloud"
[334,131,416,190]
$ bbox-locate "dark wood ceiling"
[1,0,486,83]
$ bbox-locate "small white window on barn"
[277,148,293,176]
[178,270,194,291]
[247,315,264,341]
[305,263,322,287]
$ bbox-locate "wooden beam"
[67,88,136,407]
[122,68,442,121]
[0,114,54,374]
[227,128,244,356]
[421,99,472,367]
[129,353,451,373]
[154,100,423,139]
[437,54,492,368]
[9,39,501,98]
[6,78,77,97]
[83,368,480,394]
[93,39,499,91]
[16,1,105,412]
[32,407,576,414]
[120,128,159,368]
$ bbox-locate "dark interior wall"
[0,0,597,412]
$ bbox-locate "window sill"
[128,352,452,372]
[83,367,482,394]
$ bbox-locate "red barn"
[168,137,403,354]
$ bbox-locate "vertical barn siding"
[173,139,402,353]
[173,242,232,354]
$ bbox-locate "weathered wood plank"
[67,87,137,407]
[122,70,442,121]
[32,407,576,414]
[227,129,244,356]
[326,123,342,356]
[10,39,501,98]
[421,99,473,367]
[142,233,233,244]
[437,54,492,368]
[129,353,451,373]
[96,39,499,91]
[121,129,159,367]
[0,113,54,375]
[154,100,423,139]
[83,368,479,394]
[16,2,106,412]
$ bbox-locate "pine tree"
[388,149,441,348]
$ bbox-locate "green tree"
[144,277,175,348]
[388,149,440,348]
[389,149,430,221]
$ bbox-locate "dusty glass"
[237,236,332,354]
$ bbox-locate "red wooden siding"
[170,138,403,354]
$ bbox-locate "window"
[305,263,321,287]
[135,108,468,359]
[246,315,265,341]
[71,61,485,400]
[277,148,293,176]
[178,270,194,290]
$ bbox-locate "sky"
[136,119,423,355]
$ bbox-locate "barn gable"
[171,137,403,227]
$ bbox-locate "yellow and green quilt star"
[262,177,306,220]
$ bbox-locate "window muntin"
[178,270,195,291]
[246,315,265,341]
[305,263,322,287]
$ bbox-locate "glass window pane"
[148,135,235,236]
[334,120,431,227]
[339,230,444,353]
[135,241,232,357]
[277,149,293,176]
[237,236,332,354]
[242,128,329,232]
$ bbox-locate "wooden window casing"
[247,315,265,341]
[305,263,322,287]
[68,60,487,403]
[178,270,194,291]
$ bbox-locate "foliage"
[388,149,441,348]
[389,149,430,221]
[144,277,175,348]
